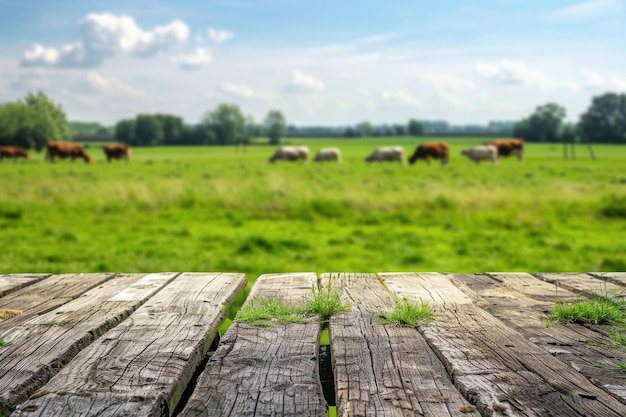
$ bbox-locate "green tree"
[0,92,69,151]
[134,115,164,146]
[408,119,424,136]
[578,93,626,144]
[156,114,184,145]
[115,119,136,144]
[202,104,246,145]
[245,115,262,144]
[394,124,406,136]
[24,91,71,151]
[264,110,287,145]
[514,102,566,142]
[189,124,217,145]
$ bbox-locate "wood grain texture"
[534,272,626,299]
[380,272,626,417]
[12,272,246,417]
[458,273,626,403]
[326,273,479,417]
[0,274,51,298]
[0,273,178,415]
[179,272,327,417]
[0,273,116,332]
[588,272,626,288]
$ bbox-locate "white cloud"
[581,70,626,90]
[474,60,555,89]
[208,29,233,44]
[292,70,325,91]
[380,90,420,106]
[437,92,472,109]
[171,48,211,70]
[85,72,152,101]
[546,0,622,20]
[418,73,474,90]
[221,82,276,100]
[21,13,189,68]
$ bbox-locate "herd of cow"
[0,142,131,163]
[0,139,524,165]
[269,139,525,165]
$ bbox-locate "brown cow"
[103,144,131,162]
[45,141,92,163]
[408,142,449,165]
[0,146,29,161]
[484,139,525,161]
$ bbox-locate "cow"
[365,147,405,163]
[103,144,131,162]
[461,145,498,164]
[484,139,525,161]
[313,148,341,163]
[0,146,29,161]
[268,146,310,163]
[408,142,449,165]
[45,141,92,163]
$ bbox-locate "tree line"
[514,94,626,144]
[1,91,626,150]
[115,105,287,147]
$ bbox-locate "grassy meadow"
[1,137,625,321]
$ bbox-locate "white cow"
[461,145,498,164]
[365,147,405,163]
[313,148,342,163]
[268,146,310,163]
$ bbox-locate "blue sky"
[0,0,624,126]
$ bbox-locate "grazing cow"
[45,141,92,163]
[365,147,405,163]
[485,139,525,161]
[268,146,310,163]
[313,148,342,163]
[408,142,449,165]
[103,144,131,162]
[461,145,498,164]
[0,146,29,161]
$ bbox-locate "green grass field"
[1,137,625,321]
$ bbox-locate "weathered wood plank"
[179,272,327,417]
[0,274,51,298]
[12,272,246,417]
[326,273,479,417]
[485,271,580,302]
[457,273,626,403]
[535,272,626,299]
[381,272,626,417]
[0,273,117,332]
[588,272,626,288]
[0,273,178,415]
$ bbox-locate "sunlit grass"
[379,299,436,327]
[234,298,306,326]
[304,281,351,322]
[546,297,626,326]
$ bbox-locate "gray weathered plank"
[0,274,51,298]
[327,273,479,417]
[0,273,178,415]
[12,272,246,417]
[381,272,626,417]
[0,273,117,332]
[458,273,626,403]
[535,272,626,299]
[588,272,626,288]
[179,272,327,417]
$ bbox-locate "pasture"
[1,137,625,322]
